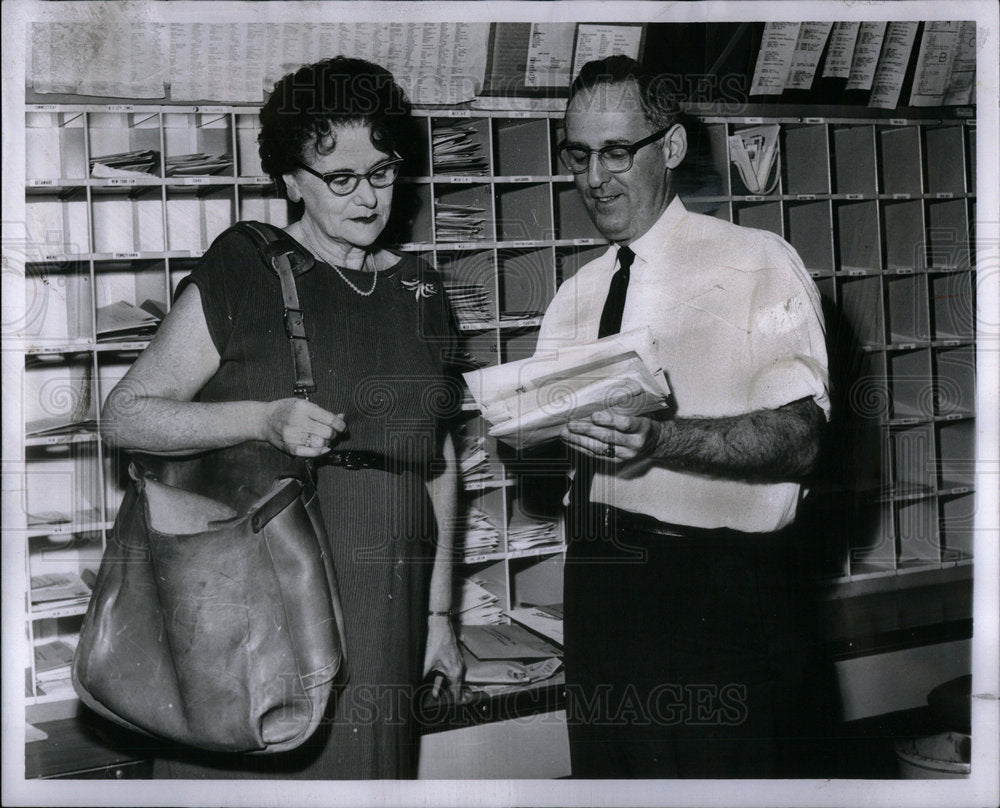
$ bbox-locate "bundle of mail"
[728,124,780,195]
[89,149,159,177]
[444,280,493,326]
[462,505,501,559]
[432,123,488,175]
[463,327,671,449]
[165,152,233,176]
[506,512,559,551]
[456,575,504,625]
[435,201,487,241]
[458,434,496,486]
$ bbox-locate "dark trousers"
[563,503,816,779]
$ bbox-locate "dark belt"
[320,450,410,474]
[600,504,745,540]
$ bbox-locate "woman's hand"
[261,398,346,457]
[423,615,465,700]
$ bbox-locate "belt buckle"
[341,452,363,470]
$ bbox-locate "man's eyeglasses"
[295,157,404,196]
[558,127,671,174]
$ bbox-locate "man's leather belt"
[602,505,724,539]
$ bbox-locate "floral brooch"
[400,277,438,300]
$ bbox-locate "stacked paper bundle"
[456,575,504,625]
[462,505,501,559]
[506,603,564,645]
[30,570,95,609]
[33,639,77,697]
[434,201,487,242]
[459,434,496,487]
[457,623,563,695]
[432,124,488,175]
[89,149,159,177]
[96,299,165,341]
[444,281,493,327]
[166,152,233,176]
[24,361,96,439]
[506,513,560,552]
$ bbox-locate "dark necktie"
[598,246,635,338]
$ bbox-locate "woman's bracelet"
[428,610,453,618]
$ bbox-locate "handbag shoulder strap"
[233,221,316,399]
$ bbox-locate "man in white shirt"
[537,56,830,778]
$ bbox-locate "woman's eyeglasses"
[558,127,671,174]
[295,157,404,196]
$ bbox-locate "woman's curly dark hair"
[259,56,418,187]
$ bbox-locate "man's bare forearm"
[648,397,825,482]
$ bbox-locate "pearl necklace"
[298,227,379,297]
[330,253,379,297]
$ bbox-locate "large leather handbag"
[72,222,346,754]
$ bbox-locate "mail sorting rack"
[703,112,978,581]
[18,102,977,722]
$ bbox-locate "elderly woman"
[102,56,463,779]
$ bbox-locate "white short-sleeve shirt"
[536,197,830,533]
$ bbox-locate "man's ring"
[604,443,616,458]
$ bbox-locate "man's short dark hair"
[568,55,681,131]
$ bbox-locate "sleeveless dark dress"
[152,225,460,779]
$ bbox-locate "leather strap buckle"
[284,308,307,340]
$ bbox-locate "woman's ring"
[604,443,616,458]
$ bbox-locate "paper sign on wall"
[749,22,801,95]
[846,22,888,91]
[525,23,575,88]
[571,24,643,80]
[869,21,920,109]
